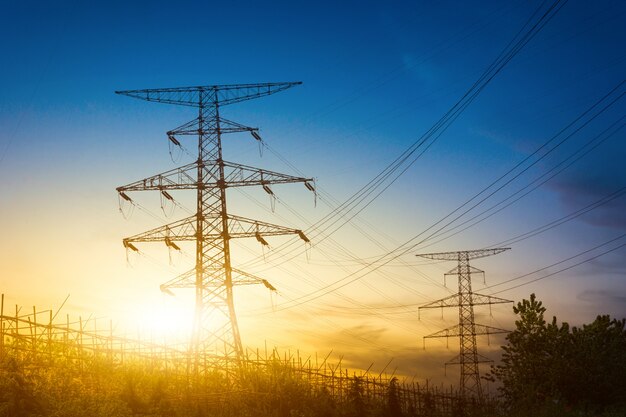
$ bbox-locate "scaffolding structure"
[115,83,314,373]
[417,249,512,401]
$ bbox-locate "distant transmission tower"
[418,248,512,400]
[115,82,313,371]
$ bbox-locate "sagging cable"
[160,189,176,217]
[251,130,264,157]
[165,227,181,265]
[305,180,317,207]
[167,134,183,163]
[123,240,139,266]
[117,191,135,220]
[262,183,276,212]
[297,230,312,262]
[256,230,269,261]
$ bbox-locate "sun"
[130,294,195,344]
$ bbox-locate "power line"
[257,77,622,313]
[407,115,626,252]
[487,233,626,294]
[242,0,569,273]
[490,187,626,248]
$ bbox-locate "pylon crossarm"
[472,324,509,335]
[222,161,312,188]
[115,81,302,107]
[213,82,302,106]
[231,268,277,291]
[116,160,312,192]
[445,354,461,365]
[445,353,493,366]
[159,269,195,293]
[445,265,484,276]
[123,215,198,244]
[228,214,309,240]
[168,116,259,136]
[418,293,512,311]
[160,268,272,290]
[123,214,307,245]
[167,116,203,136]
[470,293,513,306]
[117,161,200,192]
[418,294,460,310]
[416,248,510,261]
[424,324,461,339]
[424,323,509,339]
[217,117,258,134]
[475,353,494,363]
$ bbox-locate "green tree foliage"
[488,293,626,416]
[567,315,626,411]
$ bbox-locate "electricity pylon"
[417,248,512,401]
[115,82,313,372]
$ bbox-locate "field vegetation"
[1,294,624,417]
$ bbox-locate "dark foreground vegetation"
[488,294,626,417]
[0,294,624,417]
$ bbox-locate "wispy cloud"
[577,289,626,305]
[577,289,626,318]
[549,177,626,230]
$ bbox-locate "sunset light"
[1,1,625,416]
[130,295,195,343]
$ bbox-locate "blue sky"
[1,0,625,382]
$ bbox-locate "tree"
[566,315,626,412]
[488,294,553,410]
[488,294,626,416]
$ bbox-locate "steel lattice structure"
[417,248,512,401]
[115,82,313,372]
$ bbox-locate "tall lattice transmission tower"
[115,82,314,371]
[418,249,512,401]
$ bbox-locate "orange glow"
[128,296,194,344]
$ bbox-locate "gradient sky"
[1,0,625,386]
